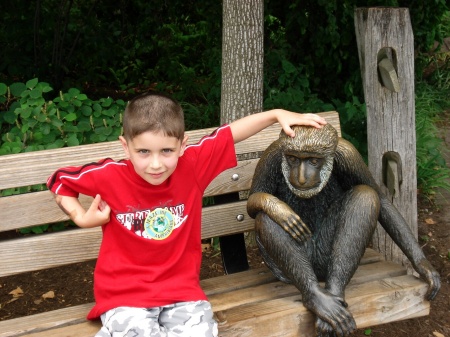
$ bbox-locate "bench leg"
[214,193,249,274]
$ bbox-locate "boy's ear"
[119,136,130,158]
[179,134,189,156]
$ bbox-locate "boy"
[47,92,326,337]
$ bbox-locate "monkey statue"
[247,124,440,337]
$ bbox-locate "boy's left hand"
[277,110,327,138]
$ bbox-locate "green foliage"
[0,79,126,155]
[266,0,449,101]
[364,328,372,336]
[415,79,450,198]
[263,13,368,156]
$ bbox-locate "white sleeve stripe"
[185,125,229,150]
[53,161,126,194]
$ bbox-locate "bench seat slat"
[209,259,406,312]
[0,250,426,337]
[218,275,429,337]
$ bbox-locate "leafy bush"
[0,78,126,155]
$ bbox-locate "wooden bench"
[0,111,430,337]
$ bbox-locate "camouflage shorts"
[94,301,218,337]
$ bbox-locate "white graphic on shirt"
[116,204,187,240]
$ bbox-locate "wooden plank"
[355,8,417,267]
[0,111,340,190]
[0,249,389,336]
[218,275,429,337]
[13,321,100,337]
[0,200,255,277]
[209,259,406,312]
[0,304,94,337]
[1,269,424,337]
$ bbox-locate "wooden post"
[354,8,417,270]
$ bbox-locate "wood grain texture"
[0,250,429,337]
[355,7,417,267]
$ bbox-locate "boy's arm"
[53,193,110,228]
[229,109,327,143]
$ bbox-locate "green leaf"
[66,134,79,146]
[40,124,50,135]
[40,83,53,93]
[19,107,32,119]
[72,99,82,107]
[10,82,26,97]
[0,83,7,95]
[30,88,43,99]
[65,112,77,122]
[93,103,102,112]
[101,97,113,107]
[3,110,17,124]
[46,139,64,149]
[68,88,80,95]
[364,328,372,335]
[26,78,39,89]
[80,105,92,116]
[78,120,92,132]
[64,124,79,133]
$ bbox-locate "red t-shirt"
[47,125,237,319]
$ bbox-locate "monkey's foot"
[304,289,356,337]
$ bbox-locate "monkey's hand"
[303,287,356,337]
[248,192,312,243]
[414,258,441,300]
[270,202,312,243]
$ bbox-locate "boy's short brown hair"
[122,92,185,140]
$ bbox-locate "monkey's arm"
[378,198,440,300]
[248,141,312,243]
[248,192,311,243]
[335,139,440,300]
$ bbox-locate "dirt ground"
[0,119,449,337]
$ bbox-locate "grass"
[415,50,450,200]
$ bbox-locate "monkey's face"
[279,124,338,199]
[285,152,326,191]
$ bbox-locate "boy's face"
[120,131,188,186]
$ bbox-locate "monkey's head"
[279,124,338,199]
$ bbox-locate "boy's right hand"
[54,193,110,228]
[83,194,111,227]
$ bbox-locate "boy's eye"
[162,149,173,154]
[138,149,149,154]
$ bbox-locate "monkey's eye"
[308,158,323,166]
[286,155,299,165]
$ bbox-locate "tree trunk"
[221,0,264,123]
[219,0,264,274]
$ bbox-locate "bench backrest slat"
[0,160,258,232]
[0,111,340,278]
[0,200,253,277]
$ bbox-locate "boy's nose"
[149,155,162,169]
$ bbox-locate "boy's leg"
[159,301,218,337]
[95,306,165,337]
